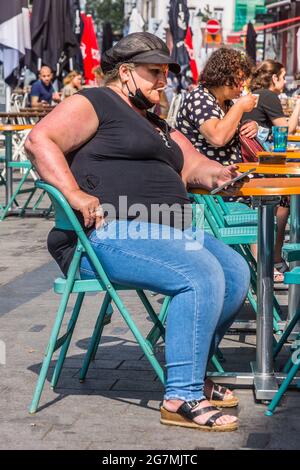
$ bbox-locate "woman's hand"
[236,94,257,113]
[65,188,104,229]
[213,164,249,195]
[240,120,258,138]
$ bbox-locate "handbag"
[239,134,264,163]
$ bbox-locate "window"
[235,5,247,31]
[214,8,223,24]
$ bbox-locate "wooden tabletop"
[0,124,34,132]
[288,134,300,142]
[0,112,46,118]
[20,106,55,112]
[191,178,300,197]
[257,150,300,159]
[237,162,300,175]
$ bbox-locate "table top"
[288,134,300,142]
[20,106,54,112]
[0,124,34,131]
[257,150,300,159]
[237,162,300,175]
[191,178,300,196]
[0,113,46,119]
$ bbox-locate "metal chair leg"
[51,292,85,389]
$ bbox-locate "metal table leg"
[251,196,279,400]
[287,194,300,337]
[4,131,13,208]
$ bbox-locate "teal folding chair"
[0,161,52,220]
[266,243,300,415]
[30,181,226,413]
[189,193,284,334]
[0,128,51,220]
[208,195,258,227]
[215,194,256,216]
[29,180,171,413]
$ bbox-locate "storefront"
[266,0,300,74]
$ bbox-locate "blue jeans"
[80,220,250,401]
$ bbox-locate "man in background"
[30,65,61,107]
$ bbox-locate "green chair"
[0,130,51,220]
[30,182,226,413]
[210,195,258,227]
[29,180,170,413]
[215,195,257,215]
[0,161,51,220]
[190,193,284,334]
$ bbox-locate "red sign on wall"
[206,19,221,35]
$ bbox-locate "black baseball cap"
[101,32,180,75]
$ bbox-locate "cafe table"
[0,124,34,211]
[238,163,300,339]
[257,150,300,160]
[192,177,300,400]
[0,112,47,119]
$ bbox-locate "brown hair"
[200,48,252,88]
[103,63,135,85]
[92,66,104,79]
[250,59,284,91]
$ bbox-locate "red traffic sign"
[206,19,221,35]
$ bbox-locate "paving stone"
[0,212,300,449]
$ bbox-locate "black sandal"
[160,399,238,432]
[204,379,239,408]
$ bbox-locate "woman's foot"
[161,398,238,431]
[204,378,239,408]
[274,259,289,284]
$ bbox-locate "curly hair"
[249,59,284,91]
[200,48,252,88]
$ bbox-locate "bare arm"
[25,94,103,228]
[200,94,257,147]
[31,95,40,108]
[171,129,241,192]
[272,100,300,134]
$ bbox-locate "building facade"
[234,0,266,31]
[124,1,237,41]
[265,0,300,75]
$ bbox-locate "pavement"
[0,208,300,450]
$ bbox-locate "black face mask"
[126,71,153,110]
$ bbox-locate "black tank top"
[48,87,191,274]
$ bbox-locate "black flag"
[30,0,81,76]
[246,22,257,65]
[168,0,190,75]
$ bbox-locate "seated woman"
[243,60,300,282]
[25,32,250,432]
[61,71,83,99]
[175,47,257,165]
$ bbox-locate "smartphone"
[210,168,256,195]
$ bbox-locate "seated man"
[30,66,60,107]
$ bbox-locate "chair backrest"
[215,195,230,215]
[189,193,223,239]
[166,91,186,127]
